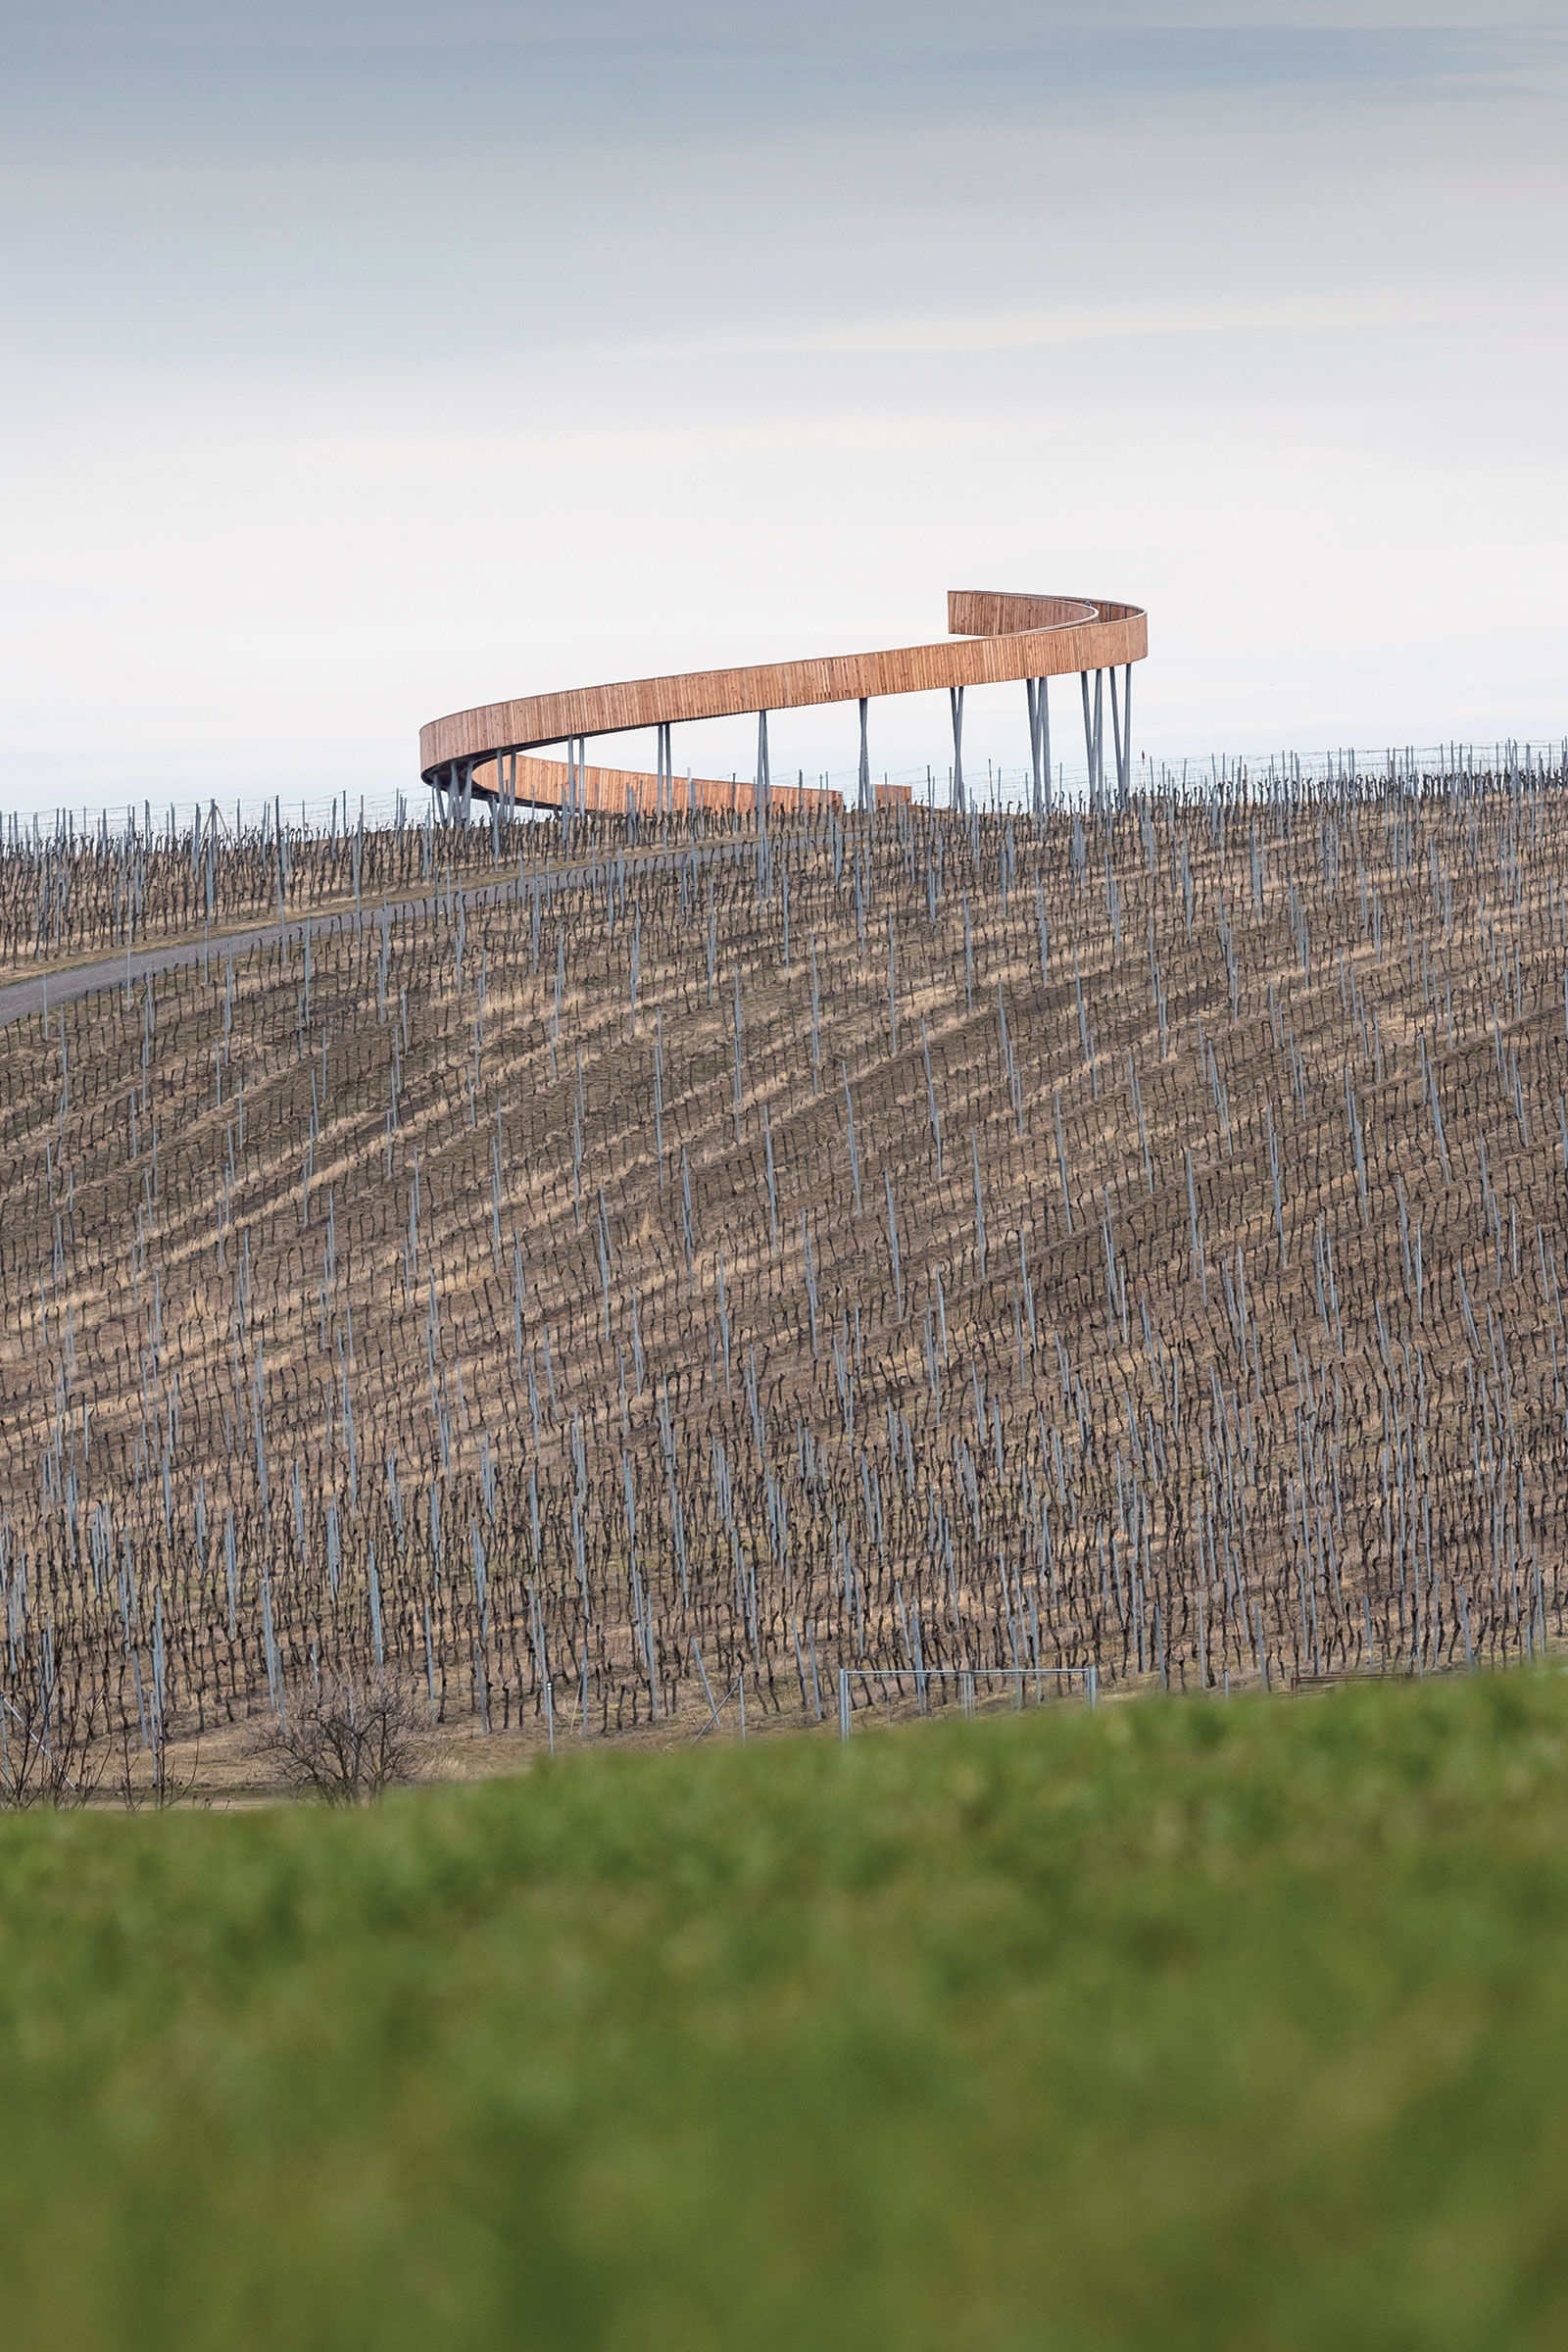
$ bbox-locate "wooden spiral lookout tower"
[418,590,1149,820]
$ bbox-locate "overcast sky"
[3,2,1565,816]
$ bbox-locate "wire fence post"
[839,1668,851,1741]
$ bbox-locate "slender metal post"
[1093,670,1104,804]
[950,685,965,814]
[656,720,672,815]
[1108,666,1125,807]
[839,1668,851,1740]
[756,710,771,823]
[1080,672,1094,803]
[858,697,870,812]
[1122,664,1133,798]
[1026,678,1051,818]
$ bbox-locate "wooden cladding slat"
[419,588,1148,779]
[483,753,912,819]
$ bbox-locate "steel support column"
[1108,666,1126,807]
[756,710,771,823]
[1026,677,1051,817]
[950,685,966,815]
[858,697,870,812]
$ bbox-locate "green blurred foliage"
[2,1674,1568,2350]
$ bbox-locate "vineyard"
[3,759,1567,1783]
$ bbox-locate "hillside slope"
[1,774,1565,1760]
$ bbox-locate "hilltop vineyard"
[4,760,1568,1765]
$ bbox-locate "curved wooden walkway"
[418,589,1148,816]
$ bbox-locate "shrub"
[250,1674,423,1802]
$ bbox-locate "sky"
[2,2,1566,818]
